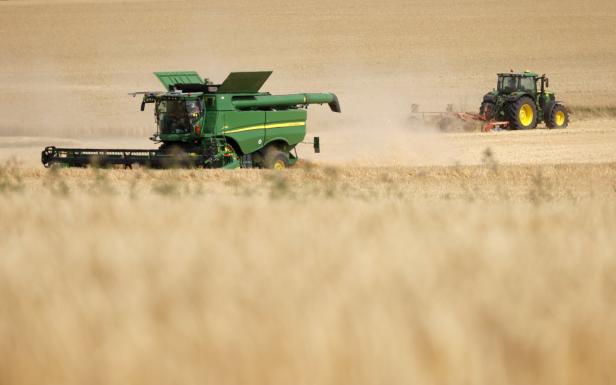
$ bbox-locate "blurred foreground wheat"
[1,162,615,385]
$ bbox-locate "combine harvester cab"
[42,71,340,169]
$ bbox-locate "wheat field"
[2,0,616,383]
[1,162,616,385]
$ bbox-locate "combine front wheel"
[263,148,289,170]
[508,97,538,130]
[546,104,569,129]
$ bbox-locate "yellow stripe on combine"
[223,125,264,134]
[224,121,305,134]
[265,121,305,129]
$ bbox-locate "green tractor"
[480,71,569,130]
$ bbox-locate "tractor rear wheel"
[508,96,538,129]
[263,148,289,170]
[546,104,569,129]
[480,101,496,120]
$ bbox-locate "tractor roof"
[498,71,539,77]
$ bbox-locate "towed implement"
[42,71,340,169]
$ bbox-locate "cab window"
[498,76,518,93]
[520,77,536,93]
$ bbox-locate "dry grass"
[1,0,615,382]
[1,161,616,385]
[569,105,616,120]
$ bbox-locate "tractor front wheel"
[480,101,496,120]
[546,104,569,129]
[508,97,538,130]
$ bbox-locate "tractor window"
[498,76,518,93]
[520,77,536,93]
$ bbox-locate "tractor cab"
[497,72,539,95]
[496,71,551,98]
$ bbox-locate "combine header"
[42,71,340,169]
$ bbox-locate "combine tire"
[546,104,569,129]
[508,96,537,129]
[251,152,264,168]
[263,148,289,170]
[480,101,496,120]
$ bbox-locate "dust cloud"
[297,67,456,166]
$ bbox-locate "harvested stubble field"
[2,0,616,384]
[1,161,616,385]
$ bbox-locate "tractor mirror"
[546,78,550,88]
[313,136,320,153]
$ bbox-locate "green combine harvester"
[42,71,340,169]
